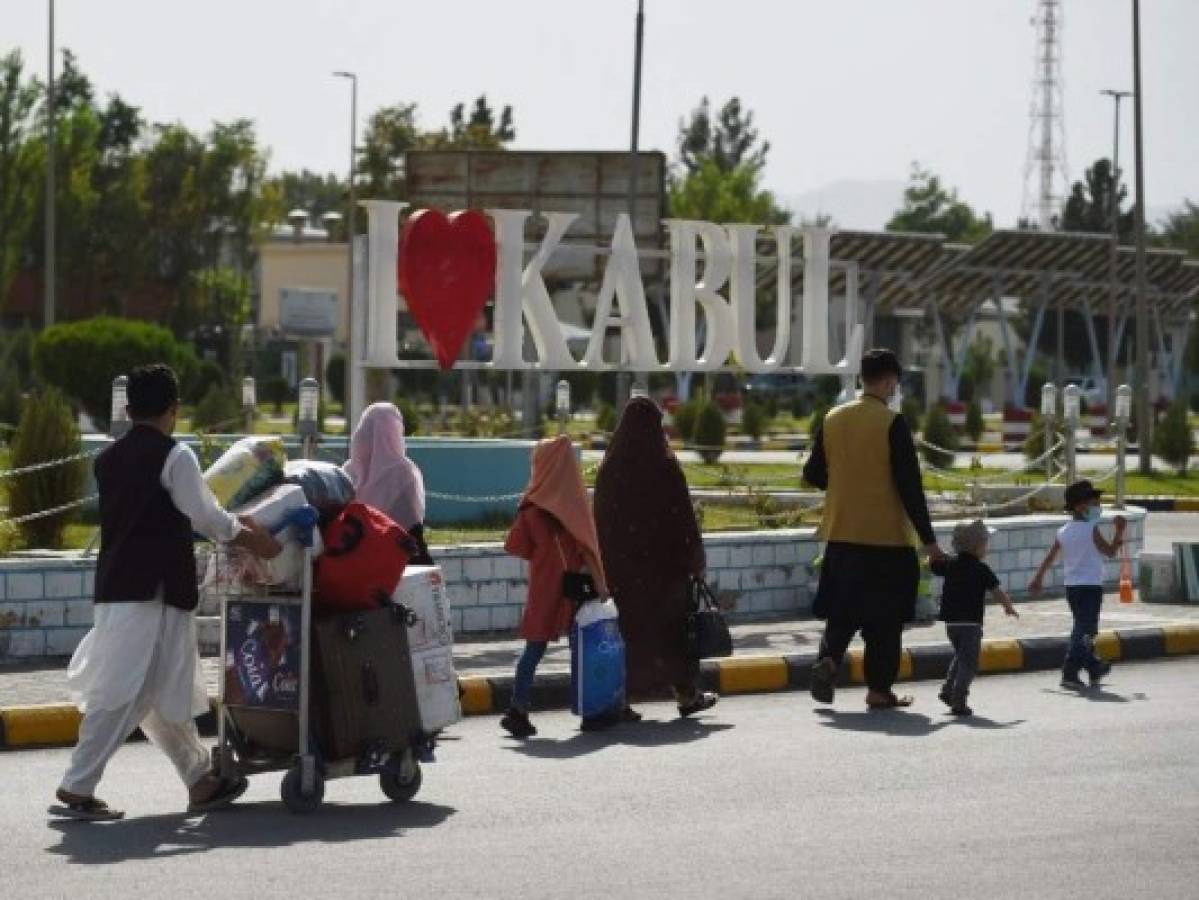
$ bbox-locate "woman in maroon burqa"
[593,397,719,717]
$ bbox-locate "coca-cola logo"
[238,638,270,702]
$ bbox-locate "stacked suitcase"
[216,548,460,812]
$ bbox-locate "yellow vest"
[817,397,916,547]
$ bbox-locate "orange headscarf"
[521,435,607,594]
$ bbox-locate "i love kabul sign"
[360,200,863,376]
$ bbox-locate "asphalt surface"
[7,659,1198,899]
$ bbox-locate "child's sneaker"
[1088,660,1112,685]
[500,707,536,739]
[949,704,973,717]
[938,686,953,708]
[1060,672,1088,691]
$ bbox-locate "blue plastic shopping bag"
[570,599,626,718]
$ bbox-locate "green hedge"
[33,317,197,429]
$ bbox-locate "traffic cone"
[1119,547,1134,604]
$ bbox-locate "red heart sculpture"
[398,209,497,370]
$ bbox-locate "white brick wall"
[6,573,44,601]
[44,571,84,599]
[0,508,1151,660]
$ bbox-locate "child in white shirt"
[1030,480,1126,689]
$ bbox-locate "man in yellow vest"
[802,349,945,709]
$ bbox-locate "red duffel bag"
[315,502,418,611]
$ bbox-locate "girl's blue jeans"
[512,641,548,712]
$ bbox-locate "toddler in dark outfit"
[932,520,1018,716]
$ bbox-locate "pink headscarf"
[344,402,426,528]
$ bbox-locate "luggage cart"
[201,521,425,814]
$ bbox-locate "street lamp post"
[1063,384,1081,485]
[44,0,56,329]
[333,71,360,429]
[1100,89,1132,416]
[1131,0,1151,474]
[618,0,645,412]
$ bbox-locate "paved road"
[7,659,1197,899]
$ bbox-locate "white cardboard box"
[393,566,461,732]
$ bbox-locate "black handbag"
[686,576,733,659]
[553,532,601,607]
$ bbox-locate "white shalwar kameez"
[60,443,242,797]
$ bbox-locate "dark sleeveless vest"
[94,424,199,611]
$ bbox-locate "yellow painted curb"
[1173,498,1199,512]
[979,639,1024,673]
[0,704,81,748]
[844,648,910,685]
[458,677,493,716]
[1162,624,1199,655]
[847,649,865,684]
[717,656,789,694]
[1094,631,1122,662]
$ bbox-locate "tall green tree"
[1159,200,1199,257]
[677,96,769,175]
[887,164,992,242]
[0,51,41,306]
[668,159,787,224]
[357,96,518,202]
[1060,158,1135,241]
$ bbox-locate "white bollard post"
[1063,384,1081,485]
[1040,383,1057,480]
[1114,384,1132,509]
[241,376,256,436]
[110,375,130,439]
[298,377,320,460]
[555,379,571,436]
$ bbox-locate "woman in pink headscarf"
[343,402,433,564]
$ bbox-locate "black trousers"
[818,618,903,694]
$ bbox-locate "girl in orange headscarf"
[501,435,612,738]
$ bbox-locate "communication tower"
[1021,0,1070,229]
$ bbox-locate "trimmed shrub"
[672,396,703,443]
[395,397,422,436]
[921,404,959,469]
[263,376,290,413]
[808,402,831,440]
[192,384,242,433]
[900,395,922,433]
[595,401,616,434]
[1023,413,1063,465]
[694,400,727,464]
[326,353,346,406]
[33,317,195,430]
[0,368,22,440]
[742,400,769,442]
[965,401,985,443]
[5,388,86,549]
[182,358,226,406]
[1154,399,1194,474]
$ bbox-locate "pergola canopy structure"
[817,227,1199,407]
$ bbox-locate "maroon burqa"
[594,398,705,697]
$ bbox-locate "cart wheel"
[380,761,422,803]
[281,766,324,814]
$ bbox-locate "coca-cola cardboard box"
[223,602,302,711]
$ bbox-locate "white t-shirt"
[1057,519,1104,587]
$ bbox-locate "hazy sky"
[6,0,1198,227]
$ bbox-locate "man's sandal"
[49,791,125,822]
[187,774,249,814]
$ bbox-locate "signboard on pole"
[280,288,339,337]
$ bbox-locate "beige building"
[257,214,351,344]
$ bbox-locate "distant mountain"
[778,178,907,231]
